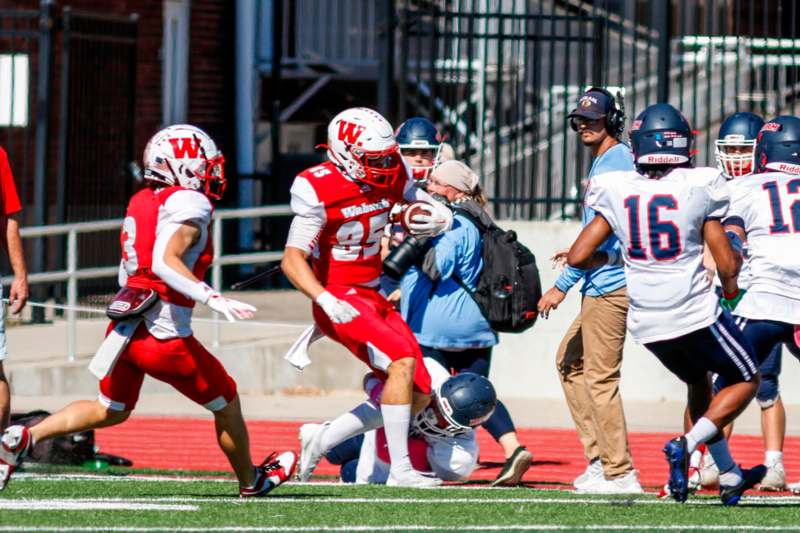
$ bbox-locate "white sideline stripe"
[8,495,800,506]
[16,473,234,483]
[2,526,800,532]
[0,500,197,511]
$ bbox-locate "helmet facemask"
[191,133,227,200]
[715,138,756,179]
[413,396,471,439]
[346,143,403,189]
[400,145,443,186]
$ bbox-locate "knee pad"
[756,376,780,409]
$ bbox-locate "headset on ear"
[585,86,625,138]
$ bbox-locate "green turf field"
[2,468,800,532]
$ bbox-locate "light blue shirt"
[555,142,634,296]
[400,212,498,349]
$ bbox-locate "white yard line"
[15,472,235,483]
[0,500,197,511]
[2,526,800,532]
[5,495,800,506]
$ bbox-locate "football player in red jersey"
[281,107,453,487]
[0,125,296,497]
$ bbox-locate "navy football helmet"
[715,112,764,179]
[395,117,442,184]
[414,372,497,438]
[755,115,800,175]
[629,103,693,172]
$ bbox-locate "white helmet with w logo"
[143,124,227,199]
[326,107,402,188]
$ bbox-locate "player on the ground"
[281,107,453,487]
[396,117,443,187]
[0,125,296,496]
[323,365,496,484]
[721,115,800,494]
[566,103,764,505]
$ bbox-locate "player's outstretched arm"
[705,219,742,298]
[152,222,255,322]
[567,215,615,270]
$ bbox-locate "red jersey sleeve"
[0,147,22,216]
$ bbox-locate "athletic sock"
[684,417,718,454]
[381,403,413,473]
[320,400,383,452]
[707,439,742,486]
[765,450,783,465]
[690,448,703,469]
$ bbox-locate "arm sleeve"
[286,177,326,253]
[151,221,214,303]
[151,191,214,303]
[554,265,584,293]
[430,220,467,281]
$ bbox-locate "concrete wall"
[489,220,800,405]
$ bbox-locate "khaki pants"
[556,287,633,479]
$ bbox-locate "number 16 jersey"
[585,167,729,343]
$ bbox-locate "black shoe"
[719,465,767,506]
[492,446,533,486]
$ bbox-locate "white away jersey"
[586,167,728,343]
[725,171,800,323]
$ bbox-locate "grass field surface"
[2,468,800,532]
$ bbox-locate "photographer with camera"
[384,160,532,486]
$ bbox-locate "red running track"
[95,416,800,490]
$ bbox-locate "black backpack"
[454,209,542,333]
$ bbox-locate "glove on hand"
[315,291,360,324]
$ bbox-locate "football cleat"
[297,421,330,482]
[719,465,767,506]
[788,480,800,495]
[658,466,701,500]
[758,460,786,492]
[663,436,690,503]
[239,451,297,498]
[492,446,532,486]
[0,425,33,491]
[386,468,442,488]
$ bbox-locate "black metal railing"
[397,0,800,220]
